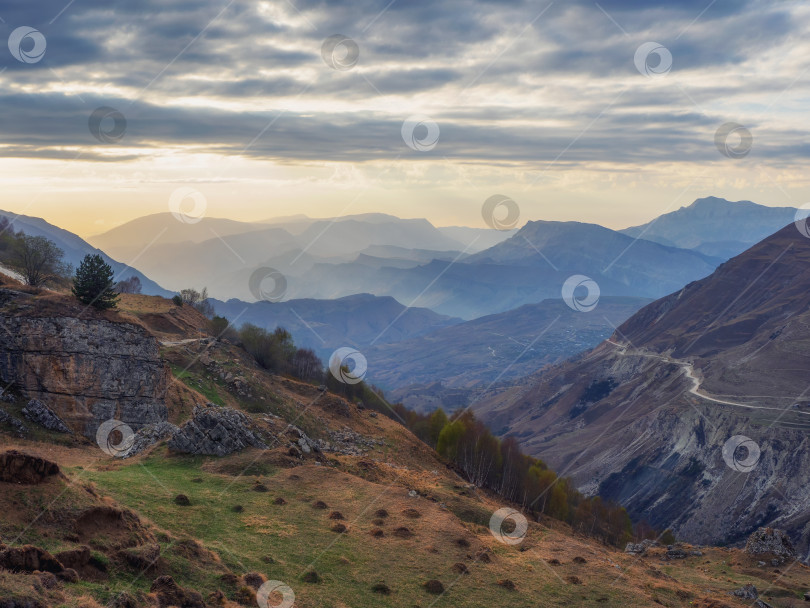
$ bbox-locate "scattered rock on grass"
[150,575,206,608]
[402,508,421,519]
[393,527,413,539]
[375,509,389,518]
[497,579,516,590]
[331,523,347,533]
[573,556,587,564]
[730,584,758,600]
[56,568,79,583]
[329,511,344,520]
[242,572,265,590]
[371,582,391,594]
[312,500,328,510]
[301,570,321,583]
[423,580,444,594]
[253,483,268,493]
[232,505,244,513]
[452,562,469,574]
[370,529,384,538]
[273,497,286,505]
[174,494,191,506]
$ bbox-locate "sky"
[1,0,810,237]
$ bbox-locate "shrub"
[172,294,183,306]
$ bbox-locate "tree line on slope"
[212,317,644,548]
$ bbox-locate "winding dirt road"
[605,339,810,416]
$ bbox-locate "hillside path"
[605,339,810,416]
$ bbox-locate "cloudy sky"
[1,0,809,236]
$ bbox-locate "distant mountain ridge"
[366,296,651,412]
[210,293,461,362]
[620,196,799,259]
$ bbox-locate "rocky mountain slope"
[474,222,810,555]
[2,282,809,606]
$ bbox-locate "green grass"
[81,453,615,608]
[169,364,225,405]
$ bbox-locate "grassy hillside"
[1,293,809,607]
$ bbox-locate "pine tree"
[72,254,119,310]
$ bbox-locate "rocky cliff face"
[0,289,169,437]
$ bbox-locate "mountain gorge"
[473,221,810,554]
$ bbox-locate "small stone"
[174,494,191,506]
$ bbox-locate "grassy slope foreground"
[0,291,809,607]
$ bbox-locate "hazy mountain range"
[366,296,651,411]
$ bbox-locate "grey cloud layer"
[0,0,803,165]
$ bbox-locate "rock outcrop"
[0,408,28,437]
[119,421,180,459]
[168,405,266,456]
[744,528,796,559]
[21,399,71,434]
[0,290,170,437]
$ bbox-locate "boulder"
[168,405,266,456]
[730,584,758,599]
[21,399,71,434]
[0,451,61,484]
[744,528,796,559]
